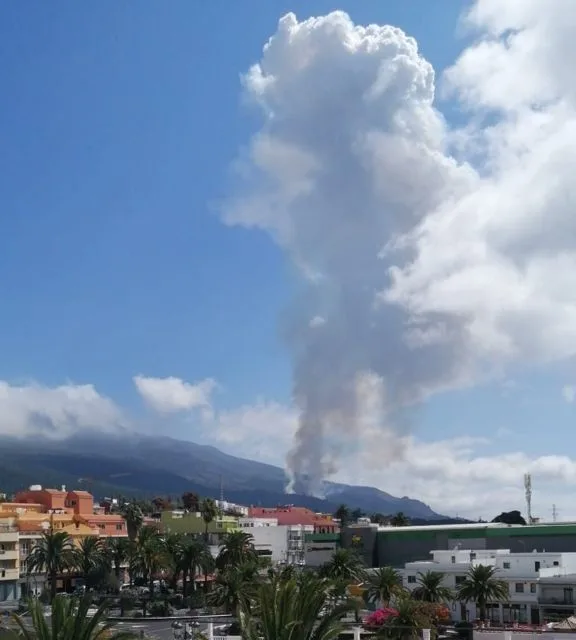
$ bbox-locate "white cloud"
[0,380,125,438]
[212,400,297,465]
[220,6,576,491]
[134,375,216,414]
[562,385,576,404]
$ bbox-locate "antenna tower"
[220,475,224,503]
[524,473,533,524]
[552,504,558,523]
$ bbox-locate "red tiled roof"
[248,506,335,526]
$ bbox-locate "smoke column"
[222,10,576,493]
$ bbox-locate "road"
[113,620,214,640]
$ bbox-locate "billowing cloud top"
[222,5,576,493]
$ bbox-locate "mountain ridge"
[0,432,447,520]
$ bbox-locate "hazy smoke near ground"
[222,6,576,494]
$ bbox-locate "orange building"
[8,485,128,538]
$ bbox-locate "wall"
[161,512,238,537]
[250,526,288,564]
[305,541,337,566]
[366,525,576,568]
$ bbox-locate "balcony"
[539,596,576,606]
[0,530,18,543]
[0,549,18,561]
[0,569,19,581]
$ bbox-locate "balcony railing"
[539,596,576,606]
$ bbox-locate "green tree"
[366,566,403,607]
[132,526,166,596]
[163,533,186,590]
[209,562,261,620]
[334,504,351,527]
[319,548,365,584]
[9,595,136,640]
[242,573,356,640]
[390,512,410,527]
[216,531,258,571]
[377,597,433,640]
[182,492,200,512]
[120,502,144,542]
[199,497,219,543]
[181,538,213,597]
[105,537,131,583]
[26,531,78,602]
[456,565,509,621]
[75,537,106,586]
[412,570,452,603]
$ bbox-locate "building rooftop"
[374,522,507,532]
[249,506,335,527]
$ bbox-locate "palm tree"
[181,538,213,596]
[412,570,452,603]
[26,531,78,602]
[366,566,403,607]
[10,595,136,640]
[216,530,258,571]
[319,548,365,584]
[200,498,218,543]
[132,526,166,596]
[163,533,185,590]
[209,562,261,621]
[242,573,356,640]
[390,512,410,527]
[105,537,131,583]
[120,502,144,542]
[456,564,509,621]
[75,537,106,585]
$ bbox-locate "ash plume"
[222,9,576,493]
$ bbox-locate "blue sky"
[2,1,576,518]
[0,1,465,406]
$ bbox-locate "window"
[534,561,540,571]
[455,576,466,586]
[515,583,524,593]
[530,583,536,593]
[407,575,416,584]
[503,562,511,569]
[451,556,456,564]
[470,552,476,560]
[115,524,123,531]
[553,561,559,566]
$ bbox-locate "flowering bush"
[364,607,399,629]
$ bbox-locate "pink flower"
[364,608,399,628]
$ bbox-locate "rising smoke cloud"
[222,7,576,494]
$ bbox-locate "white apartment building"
[403,548,576,625]
[238,518,313,565]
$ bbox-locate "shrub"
[148,600,173,617]
[168,594,184,608]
